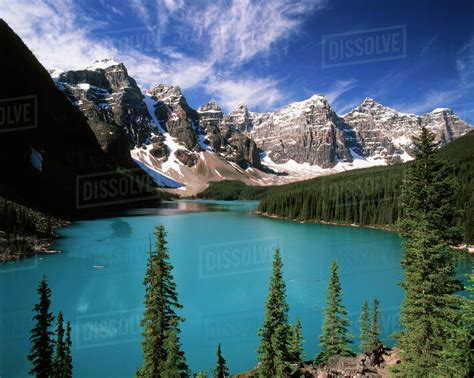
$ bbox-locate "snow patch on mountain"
[131,154,183,188]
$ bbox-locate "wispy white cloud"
[187,0,326,66]
[324,79,358,104]
[0,0,326,112]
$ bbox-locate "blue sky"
[1,0,473,122]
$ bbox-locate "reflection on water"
[121,200,259,217]
[110,219,133,238]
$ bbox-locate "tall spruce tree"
[368,299,382,351]
[137,225,187,377]
[257,247,293,376]
[358,300,371,353]
[162,323,187,378]
[28,275,55,378]
[64,321,73,378]
[315,261,354,365]
[52,311,66,377]
[395,127,463,375]
[290,317,304,365]
[214,344,229,378]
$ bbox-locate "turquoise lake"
[1,200,471,377]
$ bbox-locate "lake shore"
[254,211,474,253]
[254,210,398,233]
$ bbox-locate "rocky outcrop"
[148,134,169,160]
[235,346,401,377]
[227,103,254,132]
[53,60,155,164]
[174,149,197,167]
[305,346,400,377]
[197,100,224,150]
[197,101,262,169]
[146,84,199,150]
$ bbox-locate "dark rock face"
[149,134,169,160]
[197,101,262,169]
[56,60,155,153]
[147,84,199,150]
[174,149,197,167]
[198,101,224,151]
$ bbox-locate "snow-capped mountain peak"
[86,58,121,70]
[430,107,453,114]
[198,100,222,113]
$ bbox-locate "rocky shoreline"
[235,346,400,377]
[0,234,65,262]
[0,197,70,263]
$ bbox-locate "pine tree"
[395,127,463,375]
[196,370,208,378]
[63,321,73,378]
[28,275,55,378]
[398,127,462,245]
[368,299,382,351]
[358,300,371,353]
[52,311,66,377]
[162,323,187,378]
[290,317,304,365]
[437,270,474,377]
[315,261,354,365]
[137,225,187,377]
[257,247,293,376]
[214,344,229,378]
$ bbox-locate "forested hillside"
[259,131,473,243]
[0,197,66,260]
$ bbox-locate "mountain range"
[49,57,471,195]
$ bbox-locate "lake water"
[0,200,471,377]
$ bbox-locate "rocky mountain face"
[52,60,154,166]
[244,95,472,169]
[197,101,262,169]
[247,95,358,168]
[147,84,200,151]
[342,97,470,163]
